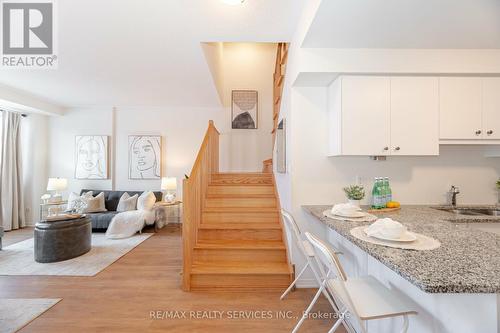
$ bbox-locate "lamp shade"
[161,177,177,191]
[47,178,68,191]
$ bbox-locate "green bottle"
[380,178,387,208]
[372,178,383,209]
[385,177,392,204]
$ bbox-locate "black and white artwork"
[75,135,108,179]
[128,135,161,179]
[232,90,258,129]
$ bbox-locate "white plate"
[364,228,417,243]
[331,210,366,218]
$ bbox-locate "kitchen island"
[303,205,500,333]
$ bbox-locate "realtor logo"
[1,0,57,68]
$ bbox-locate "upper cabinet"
[439,77,500,141]
[338,76,391,156]
[482,78,500,140]
[391,77,439,156]
[328,76,439,156]
[439,77,483,140]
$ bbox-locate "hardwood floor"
[1,227,34,247]
[0,226,346,332]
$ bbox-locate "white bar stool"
[305,231,418,333]
[280,209,340,333]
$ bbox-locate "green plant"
[496,179,500,189]
[343,184,365,200]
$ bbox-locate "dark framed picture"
[231,90,258,129]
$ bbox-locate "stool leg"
[281,262,309,300]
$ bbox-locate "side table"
[40,201,68,220]
[153,201,182,230]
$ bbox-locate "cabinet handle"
[475,130,482,135]
[394,147,401,151]
[383,147,389,151]
[487,130,494,135]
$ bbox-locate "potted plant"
[343,184,365,207]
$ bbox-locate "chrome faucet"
[450,186,460,207]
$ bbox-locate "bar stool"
[280,209,340,333]
[305,231,418,333]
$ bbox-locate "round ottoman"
[34,216,91,263]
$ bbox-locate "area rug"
[0,234,152,276]
[0,298,61,333]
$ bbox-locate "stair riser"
[191,274,291,291]
[194,249,286,263]
[210,175,273,186]
[198,229,283,241]
[205,198,277,209]
[202,212,279,224]
[207,185,274,197]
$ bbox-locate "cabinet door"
[390,77,439,155]
[341,76,391,155]
[482,78,500,140]
[439,77,482,139]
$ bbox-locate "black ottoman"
[34,216,91,263]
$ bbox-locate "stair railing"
[182,120,219,291]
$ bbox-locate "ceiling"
[0,0,303,108]
[303,0,500,48]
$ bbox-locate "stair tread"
[195,240,285,249]
[192,262,291,275]
[199,223,281,230]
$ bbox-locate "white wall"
[220,42,276,172]
[48,106,227,197]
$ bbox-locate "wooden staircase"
[182,122,293,291]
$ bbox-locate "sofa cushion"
[86,212,120,229]
[80,189,162,212]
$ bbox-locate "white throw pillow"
[66,191,92,211]
[83,192,107,213]
[137,191,156,211]
[117,193,138,212]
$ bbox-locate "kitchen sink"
[436,208,500,216]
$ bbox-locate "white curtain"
[0,111,25,231]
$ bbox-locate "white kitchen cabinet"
[340,76,391,155]
[439,77,483,140]
[482,77,500,140]
[328,76,439,156]
[390,77,439,156]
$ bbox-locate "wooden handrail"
[182,120,219,291]
[272,43,289,149]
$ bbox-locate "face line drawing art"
[129,135,161,179]
[75,136,107,179]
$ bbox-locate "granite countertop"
[303,205,500,293]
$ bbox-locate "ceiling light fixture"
[221,0,245,5]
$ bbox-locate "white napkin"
[331,203,362,216]
[365,218,407,238]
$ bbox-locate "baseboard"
[295,278,319,288]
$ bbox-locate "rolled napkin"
[331,203,362,216]
[365,218,407,239]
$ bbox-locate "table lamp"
[47,178,68,203]
[161,177,177,203]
